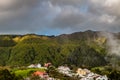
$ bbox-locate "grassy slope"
[13,68,45,78]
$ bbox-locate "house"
[33,71,48,78]
[80,77,94,80]
[58,66,71,74]
[28,63,41,68]
[57,66,74,77]
[28,64,35,68]
[83,69,91,74]
[36,63,42,68]
[47,77,56,80]
[80,75,108,80]
[95,75,108,80]
[44,63,52,67]
[76,68,87,76]
[87,72,96,77]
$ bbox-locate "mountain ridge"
[0,30,119,68]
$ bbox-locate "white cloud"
[99,14,116,24]
[105,0,120,7]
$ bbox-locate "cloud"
[0,0,43,33]
[49,0,120,33]
[0,0,119,34]
[0,0,39,18]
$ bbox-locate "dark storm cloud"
[0,0,119,34]
[0,0,45,33]
[49,0,120,33]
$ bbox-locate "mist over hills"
[0,30,119,68]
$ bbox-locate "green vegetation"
[0,31,119,79]
[0,31,119,67]
[91,66,120,80]
[13,68,45,78]
[46,66,77,80]
[66,44,107,68]
[0,69,23,80]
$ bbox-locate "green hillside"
[0,31,119,68]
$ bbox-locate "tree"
[0,69,23,80]
[108,70,120,80]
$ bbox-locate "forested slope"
[0,31,119,68]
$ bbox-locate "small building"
[58,66,71,74]
[95,75,108,80]
[28,64,35,68]
[36,63,42,68]
[44,63,52,67]
[87,72,95,77]
[81,77,93,80]
[33,71,48,79]
[83,69,91,74]
[76,68,87,76]
[28,63,41,68]
[57,66,74,77]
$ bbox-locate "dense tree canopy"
[0,31,119,69]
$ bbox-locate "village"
[25,63,108,80]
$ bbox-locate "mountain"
[0,30,119,68]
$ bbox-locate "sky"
[0,0,120,35]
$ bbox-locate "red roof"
[33,71,46,76]
[44,63,51,67]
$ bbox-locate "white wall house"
[28,64,35,68]
[96,75,108,80]
[28,63,41,68]
[36,63,42,68]
[58,66,74,77]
